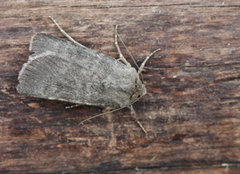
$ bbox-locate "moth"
[17,17,160,133]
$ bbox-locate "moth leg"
[65,104,80,109]
[138,48,161,75]
[130,105,147,133]
[49,16,87,49]
[115,25,131,67]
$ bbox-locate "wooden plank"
[1,0,240,173]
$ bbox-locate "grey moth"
[17,17,160,133]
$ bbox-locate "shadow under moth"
[17,17,160,133]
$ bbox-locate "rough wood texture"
[1,0,240,173]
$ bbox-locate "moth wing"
[17,33,139,108]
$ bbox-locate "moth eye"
[138,95,141,98]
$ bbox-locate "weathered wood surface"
[1,0,240,173]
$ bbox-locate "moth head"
[130,77,146,104]
[130,48,161,105]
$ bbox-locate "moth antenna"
[116,27,161,76]
[115,25,131,67]
[117,32,139,69]
[138,48,161,75]
[78,106,126,125]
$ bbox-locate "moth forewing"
[17,33,140,109]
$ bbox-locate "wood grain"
[1,0,240,173]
